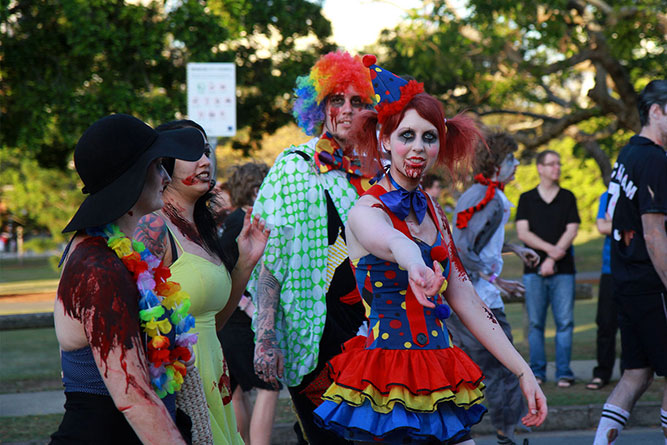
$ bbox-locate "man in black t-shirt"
[515,150,580,388]
[593,80,667,445]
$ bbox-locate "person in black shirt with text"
[515,150,580,388]
[593,79,667,445]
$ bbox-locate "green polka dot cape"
[249,138,360,386]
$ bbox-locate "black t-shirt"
[515,187,580,274]
[606,135,667,295]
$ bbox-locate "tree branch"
[513,107,601,150]
[476,109,558,122]
[565,126,614,185]
[538,80,573,108]
[541,50,596,74]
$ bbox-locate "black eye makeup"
[350,97,364,108]
[399,130,415,143]
[329,95,345,107]
[329,95,365,109]
[423,131,438,144]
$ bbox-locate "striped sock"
[661,408,666,445]
[593,403,630,445]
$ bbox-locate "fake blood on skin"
[163,202,203,244]
[181,174,199,186]
[440,214,469,282]
[58,237,152,396]
[328,107,340,133]
[403,161,426,179]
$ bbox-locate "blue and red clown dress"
[314,184,487,443]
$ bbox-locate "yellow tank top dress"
[168,229,243,445]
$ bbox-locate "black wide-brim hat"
[63,113,205,233]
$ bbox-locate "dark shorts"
[616,291,667,376]
[50,392,192,444]
[218,308,282,392]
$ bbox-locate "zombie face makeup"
[385,109,439,184]
[171,151,212,197]
[133,158,171,216]
[496,153,519,184]
[323,85,365,149]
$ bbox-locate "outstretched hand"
[237,208,270,268]
[408,260,445,308]
[519,371,548,427]
[495,278,525,299]
[516,246,540,268]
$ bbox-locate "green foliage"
[378,0,666,180]
[0,156,81,243]
[1,0,333,238]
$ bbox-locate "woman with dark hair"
[135,120,270,444]
[51,113,205,444]
[217,162,279,445]
[313,56,547,444]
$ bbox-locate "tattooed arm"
[134,213,172,264]
[252,263,284,389]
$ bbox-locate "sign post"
[186,62,237,138]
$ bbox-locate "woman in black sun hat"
[51,113,205,444]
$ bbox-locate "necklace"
[87,223,198,398]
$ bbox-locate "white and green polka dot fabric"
[249,138,359,387]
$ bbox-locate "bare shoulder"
[349,194,390,222]
[356,193,382,208]
[134,213,168,258]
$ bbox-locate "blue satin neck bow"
[379,173,428,224]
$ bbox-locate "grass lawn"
[0,414,62,443]
[0,256,60,283]
[0,328,62,393]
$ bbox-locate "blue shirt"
[597,192,611,275]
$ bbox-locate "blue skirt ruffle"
[314,398,486,444]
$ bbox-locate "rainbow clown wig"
[292,51,375,136]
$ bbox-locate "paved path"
[472,428,664,445]
[0,360,622,418]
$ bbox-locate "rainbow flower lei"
[88,223,198,398]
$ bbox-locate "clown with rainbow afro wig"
[292,51,375,136]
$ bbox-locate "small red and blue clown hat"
[362,54,425,124]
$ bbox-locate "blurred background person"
[449,131,540,445]
[212,182,236,231]
[135,119,270,444]
[515,150,580,388]
[421,172,443,201]
[217,161,280,445]
[593,79,667,445]
[586,190,620,391]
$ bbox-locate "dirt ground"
[0,292,55,314]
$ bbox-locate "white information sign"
[187,63,236,137]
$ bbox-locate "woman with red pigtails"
[313,56,547,444]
